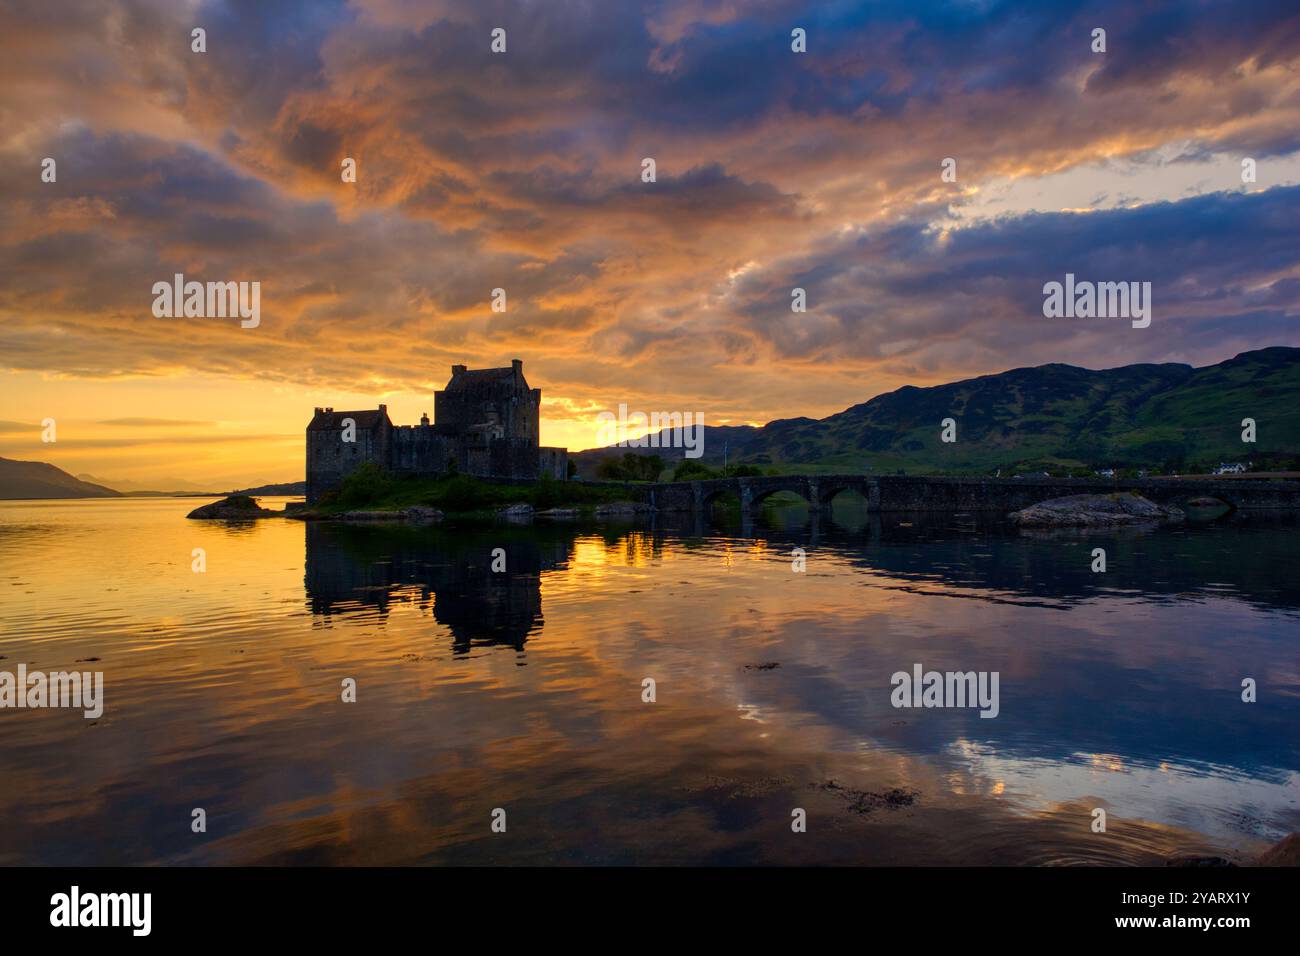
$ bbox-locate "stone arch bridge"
[603,474,1300,517]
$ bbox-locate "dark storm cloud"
[729,184,1300,371]
[1,0,1298,430]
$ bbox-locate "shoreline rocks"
[336,506,443,523]
[536,507,580,518]
[1009,492,1184,528]
[288,500,657,523]
[593,501,650,517]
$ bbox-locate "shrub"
[597,453,664,481]
[336,462,397,507]
[532,476,569,510]
[672,460,717,481]
[434,475,496,512]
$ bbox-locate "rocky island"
[1008,492,1185,528]
[186,495,280,519]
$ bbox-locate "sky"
[1,0,1298,488]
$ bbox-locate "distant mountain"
[0,461,305,500]
[78,473,208,495]
[0,457,123,499]
[572,347,1300,477]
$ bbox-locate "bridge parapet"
[634,473,874,515]
[584,474,1300,514]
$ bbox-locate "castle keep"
[306,360,568,503]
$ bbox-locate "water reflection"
[297,505,1300,840]
[305,522,572,651]
[738,506,1300,612]
[0,497,1295,865]
[287,503,1300,616]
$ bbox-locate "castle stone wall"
[306,417,391,502]
[539,446,568,480]
[390,427,454,477]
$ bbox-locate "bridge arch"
[698,484,741,511]
[812,478,872,509]
[737,476,819,516]
[746,485,813,512]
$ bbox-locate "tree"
[672,460,717,481]
[597,453,664,481]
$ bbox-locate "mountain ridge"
[0,458,307,500]
[572,346,1300,476]
[0,457,123,499]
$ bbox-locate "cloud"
[0,0,1298,484]
[96,417,217,426]
[0,433,295,451]
[725,184,1300,375]
[0,421,42,434]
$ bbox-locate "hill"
[571,347,1300,477]
[224,481,306,497]
[0,457,124,499]
[77,473,209,495]
[0,465,306,500]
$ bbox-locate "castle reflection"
[304,521,573,651]
[305,505,1300,656]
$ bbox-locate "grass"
[314,464,633,517]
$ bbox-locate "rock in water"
[1008,492,1184,528]
[186,495,276,519]
[593,501,649,517]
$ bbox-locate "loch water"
[0,496,1295,865]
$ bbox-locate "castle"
[306,360,568,503]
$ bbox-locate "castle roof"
[307,407,391,431]
[443,366,520,392]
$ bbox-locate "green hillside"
[572,347,1300,477]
